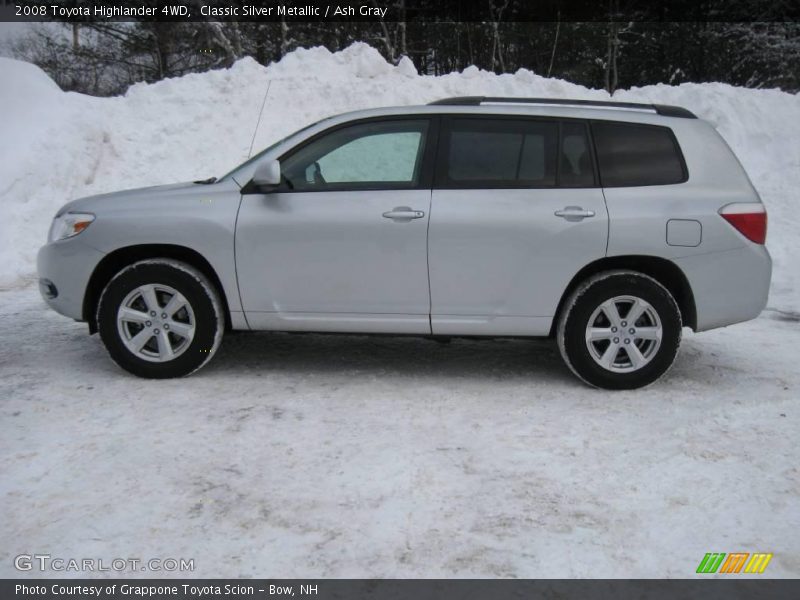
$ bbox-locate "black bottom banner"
[3,579,800,600]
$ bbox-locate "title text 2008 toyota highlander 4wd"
[38,97,771,389]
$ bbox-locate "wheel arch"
[83,244,232,334]
[550,255,697,336]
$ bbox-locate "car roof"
[326,97,698,127]
[428,96,696,118]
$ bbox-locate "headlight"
[48,212,95,242]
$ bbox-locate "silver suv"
[38,97,771,389]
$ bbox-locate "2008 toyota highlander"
[37,97,771,389]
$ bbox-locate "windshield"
[218,117,332,183]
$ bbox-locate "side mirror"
[251,159,282,189]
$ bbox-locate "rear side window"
[591,122,687,187]
[441,118,558,187]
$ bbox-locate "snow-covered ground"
[1,43,799,578]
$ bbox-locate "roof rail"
[427,96,697,119]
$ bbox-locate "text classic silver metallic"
[38,97,771,388]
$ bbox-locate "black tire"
[97,259,224,378]
[557,270,682,390]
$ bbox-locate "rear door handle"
[554,206,596,221]
[382,206,425,221]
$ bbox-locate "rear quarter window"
[591,121,687,187]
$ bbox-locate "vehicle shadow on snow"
[198,330,758,391]
[204,331,577,384]
[58,328,753,389]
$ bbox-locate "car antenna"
[247,79,272,159]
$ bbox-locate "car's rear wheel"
[97,259,223,378]
[557,270,682,389]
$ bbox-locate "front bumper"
[37,239,106,321]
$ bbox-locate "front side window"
[440,118,558,188]
[280,120,429,191]
[592,121,687,187]
[220,117,333,182]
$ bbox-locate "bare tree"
[205,22,242,68]
[602,0,622,94]
[375,17,396,62]
[604,20,620,94]
[488,0,510,72]
[371,0,410,64]
[547,15,561,77]
[279,18,293,58]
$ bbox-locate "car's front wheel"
[557,270,682,389]
[97,259,224,378]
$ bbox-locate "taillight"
[719,203,767,244]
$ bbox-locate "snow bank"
[1,43,798,310]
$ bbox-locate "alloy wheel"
[585,295,663,373]
[116,283,196,363]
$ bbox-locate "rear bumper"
[37,239,106,321]
[674,244,772,332]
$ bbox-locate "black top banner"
[2,0,799,23]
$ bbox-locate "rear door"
[428,116,608,335]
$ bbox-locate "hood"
[56,181,201,216]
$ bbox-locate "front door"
[235,118,435,334]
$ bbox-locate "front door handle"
[554,206,596,221]
[382,206,425,221]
